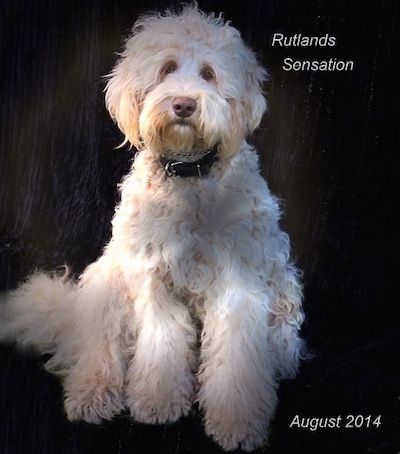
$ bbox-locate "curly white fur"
[0,4,304,451]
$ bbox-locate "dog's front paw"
[126,343,197,424]
[126,388,193,424]
[199,373,275,451]
[204,415,269,452]
[64,386,124,424]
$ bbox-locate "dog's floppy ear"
[228,33,268,135]
[243,63,268,132]
[105,62,142,149]
[227,61,267,155]
[241,51,268,133]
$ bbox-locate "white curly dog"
[0,4,304,451]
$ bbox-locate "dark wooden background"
[0,0,398,453]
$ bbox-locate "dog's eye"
[201,66,215,81]
[161,62,178,77]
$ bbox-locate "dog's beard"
[162,120,201,155]
[139,110,217,160]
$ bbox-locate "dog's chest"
[141,179,258,289]
[150,178,250,242]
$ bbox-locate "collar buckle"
[164,160,183,177]
[161,146,218,178]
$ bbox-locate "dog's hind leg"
[61,259,126,423]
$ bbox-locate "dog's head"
[105,4,267,161]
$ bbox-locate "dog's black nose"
[172,97,197,118]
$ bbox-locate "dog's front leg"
[198,288,277,452]
[125,276,198,424]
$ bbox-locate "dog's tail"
[0,270,76,355]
